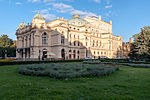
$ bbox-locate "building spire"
[38,10,39,14]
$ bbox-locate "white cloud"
[51,3,73,13]
[43,0,55,2]
[105,4,112,9]
[50,3,97,17]
[40,9,49,14]
[28,0,40,2]
[71,10,97,17]
[43,14,56,21]
[93,0,101,3]
[16,2,22,5]
[40,8,56,21]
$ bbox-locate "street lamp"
[5,50,7,59]
[39,50,41,61]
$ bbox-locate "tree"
[0,35,16,58]
[129,26,150,59]
[0,35,13,47]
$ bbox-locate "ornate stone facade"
[16,12,123,60]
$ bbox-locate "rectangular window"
[61,36,65,44]
[42,37,48,45]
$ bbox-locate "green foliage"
[125,64,150,68]
[83,60,101,64]
[129,26,150,59]
[0,34,16,57]
[0,35,13,47]
[0,47,16,57]
[0,59,84,66]
[18,63,119,79]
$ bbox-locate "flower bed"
[18,63,119,79]
[0,58,17,62]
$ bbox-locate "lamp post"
[4,50,7,59]
[38,50,41,61]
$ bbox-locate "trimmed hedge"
[0,59,84,66]
[123,64,150,68]
[1,58,150,66]
[18,63,119,79]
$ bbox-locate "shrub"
[0,59,84,66]
[125,64,150,68]
[18,63,119,79]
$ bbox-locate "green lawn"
[0,65,150,100]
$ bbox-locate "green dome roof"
[68,14,88,26]
[33,11,44,19]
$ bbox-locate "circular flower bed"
[18,63,119,79]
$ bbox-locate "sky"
[0,0,150,42]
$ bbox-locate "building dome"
[68,14,88,26]
[33,11,44,20]
[18,22,26,29]
[72,14,80,18]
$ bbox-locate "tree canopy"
[0,35,13,47]
[0,34,16,58]
[129,26,150,59]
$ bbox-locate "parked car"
[84,57,94,59]
[99,56,108,59]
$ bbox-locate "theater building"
[16,11,123,60]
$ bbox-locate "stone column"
[23,49,25,61]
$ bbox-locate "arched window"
[25,36,27,47]
[69,50,71,52]
[69,41,71,45]
[42,32,48,45]
[29,35,31,46]
[86,42,87,46]
[69,50,72,59]
[97,41,98,46]
[42,48,47,59]
[61,49,65,60]
[22,38,24,48]
[74,41,76,46]
[77,50,80,54]
[73,50,76,59]
[78,41,80,46]
[61,35,65,44]
[77,50,80,60]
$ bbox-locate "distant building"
[121,38,132,58]
[16,11,123,60]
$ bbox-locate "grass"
[0,64,150,100]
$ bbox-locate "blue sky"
[0,0,150,42]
